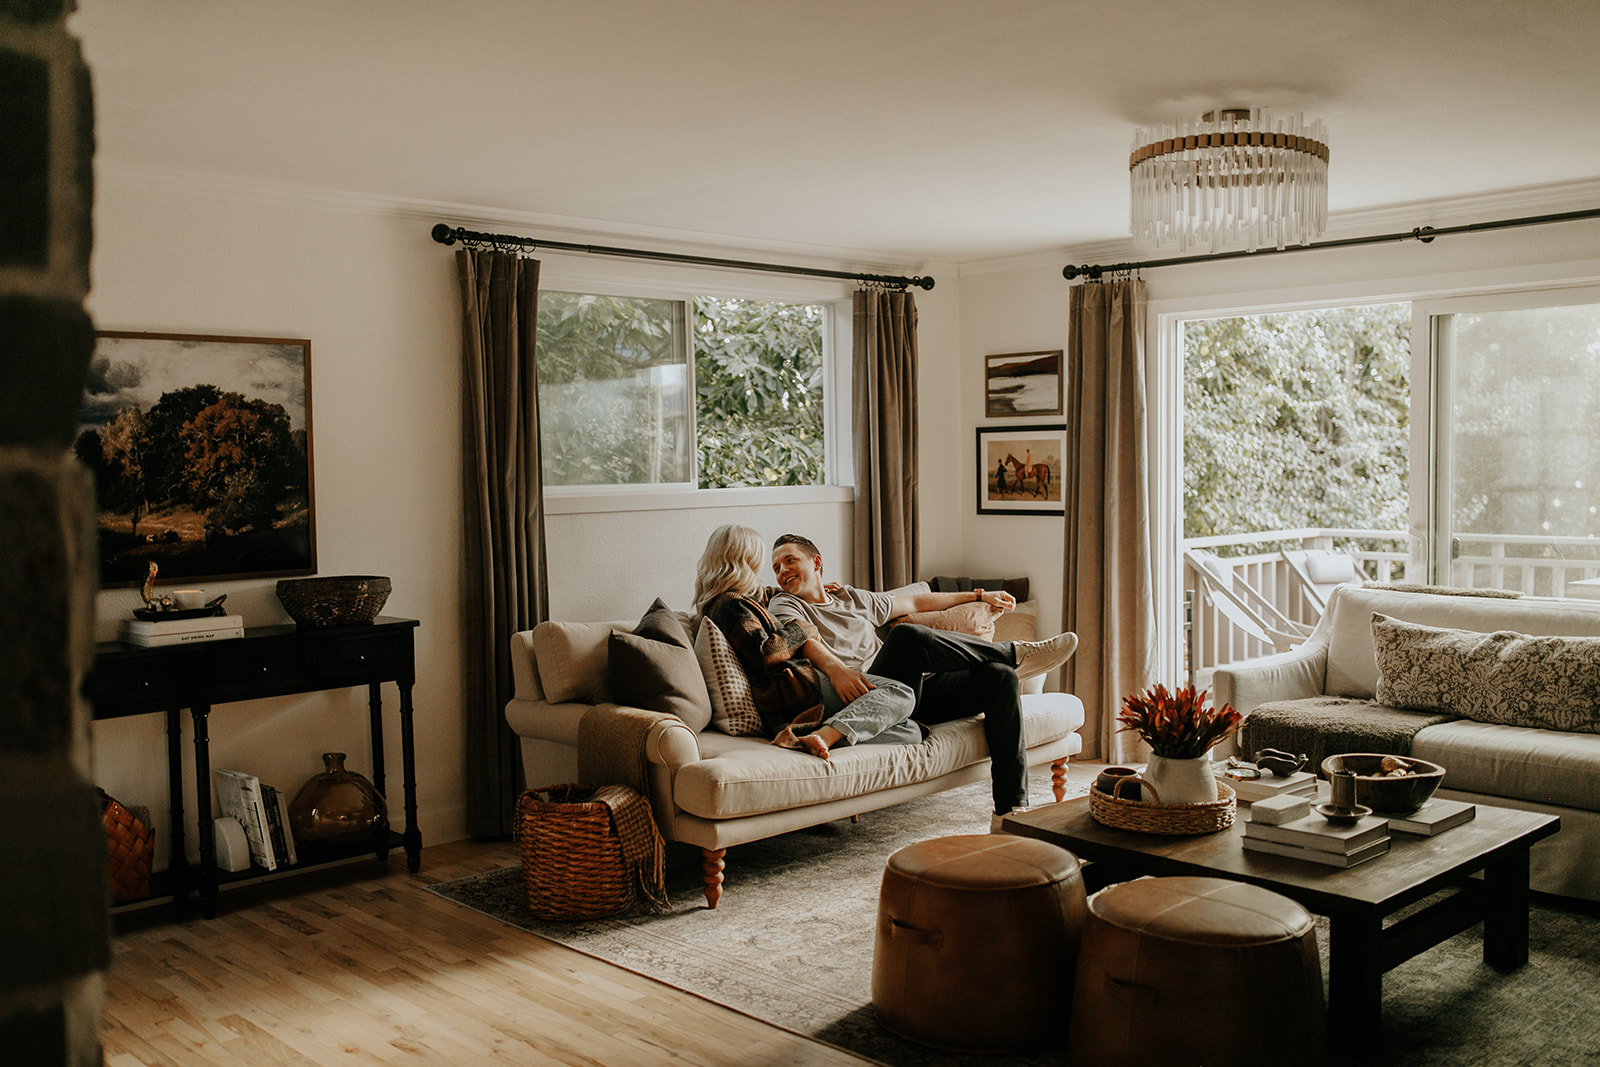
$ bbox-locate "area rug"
[430,775,1600,1067]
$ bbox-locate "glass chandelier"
[1129,107,1329,254]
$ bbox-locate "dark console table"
[87,616,421,917]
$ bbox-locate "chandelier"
[1129,107,1328,254]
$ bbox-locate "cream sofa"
[505,598,1084,907]
[1214,584,1600,901]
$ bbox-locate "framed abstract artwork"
[985,350,1063,417]
[977,424,1066,515]
[76,331,316,587]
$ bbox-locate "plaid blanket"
[706,592,827,740]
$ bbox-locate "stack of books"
[214,769,298,871]
[1240,793,1390,867]
[120,613,245,647]
[1218,765,1318,803]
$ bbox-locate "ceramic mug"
[171,588,207,610]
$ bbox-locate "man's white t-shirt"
[768,586,893,672]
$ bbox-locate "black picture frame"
[985,350,1063,417]
[77,331,317,587]
[977,424,1066,515]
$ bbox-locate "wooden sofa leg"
[701,848,726,909]
[1051,758,1068,802]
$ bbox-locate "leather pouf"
[871,833,1086,1053]
[1068,876,1327,1067]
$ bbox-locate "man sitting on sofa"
[767,533,1078,828]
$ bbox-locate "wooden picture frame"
[77,331,316,587]
[977,424,1066,515]
[985,349,1063,417]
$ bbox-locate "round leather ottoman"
[1068,876,1326,1067]
[871,833,1086,1053]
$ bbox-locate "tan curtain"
[852,289,919,589]
[457,249,549,836]
[1063,279,1158,763]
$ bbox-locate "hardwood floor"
[102,839,873,1066]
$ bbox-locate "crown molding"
[94,159,930,279]
[959,176,1600,278]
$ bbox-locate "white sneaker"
[990,806,1030,832]
[1013,632,1078,680]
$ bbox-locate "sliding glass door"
[1422,288,1600,596]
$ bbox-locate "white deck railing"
[1181,528,1600,686]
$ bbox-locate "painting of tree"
[77,333,315,586]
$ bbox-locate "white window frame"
[534,261,855,515]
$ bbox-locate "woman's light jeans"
[815,672,920,746]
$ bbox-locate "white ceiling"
[71,0,1600,266]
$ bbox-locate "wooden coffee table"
[1002,797,1559,1051]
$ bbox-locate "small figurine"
[1253,748,1308,777]
[140,561,174,611]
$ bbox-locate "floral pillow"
[1372,613,1600,733]
[694,619,764,736]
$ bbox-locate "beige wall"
[84,169,960,856]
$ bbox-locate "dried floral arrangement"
[1117,683,1243,759]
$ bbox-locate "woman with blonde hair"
[693,523,920,760]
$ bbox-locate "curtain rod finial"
[431,223,459,246]
[914,276,935,291]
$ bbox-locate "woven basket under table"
[1089,777,1237,835]
[517,784,638,920]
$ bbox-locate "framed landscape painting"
[76,331,316,587]
[977,424,1066,515]
[985,350,1063,417]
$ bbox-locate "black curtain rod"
[431,223,935,291]
[1062,206,1600,281]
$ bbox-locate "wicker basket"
[275,575,392,627]
[101,790,154,903]
[1089,776,1237,835]
[517,784,640,920]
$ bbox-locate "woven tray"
[517,784,637,921]
[1089,777,1237,835]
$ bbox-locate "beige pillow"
[1373,613,1600,733]
[891,601,1003,642]
[529,620,616,704]
[607,599,713,732]
[694,620,764,736]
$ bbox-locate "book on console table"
[213,768,278,871]
[1220,768,1318,802]
[1242,835,1391,868]
[1242,811,1389,854]
[119,614,245,647]
[1386,798,1476,836]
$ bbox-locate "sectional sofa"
[1214,584,1600,901]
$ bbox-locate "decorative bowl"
[275,575,392,627]
[1319,753,1445,815]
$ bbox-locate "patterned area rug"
[429,775,1600,1067]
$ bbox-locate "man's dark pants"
[867,624,1027,814]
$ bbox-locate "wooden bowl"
[1320,753,1445,815]
[275,575,391,627]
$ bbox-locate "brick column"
[0,2,108,1065]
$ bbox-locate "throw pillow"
[693,619,764,736]
[530,620,616,704]
[1372,613,1600,733]
[606,598,713,732]
[890,600,1003,641]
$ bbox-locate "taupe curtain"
[1063,279,1158,763]
[852,289,919,589]
[456,249,549,836]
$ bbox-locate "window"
[1425,291,1600,595]
[535,290,829,489]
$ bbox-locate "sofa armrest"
[510,629,544,703]
[1212,635,1331,715]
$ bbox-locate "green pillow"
[607,598,713,732]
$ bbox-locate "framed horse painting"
[976,424,1066,515]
